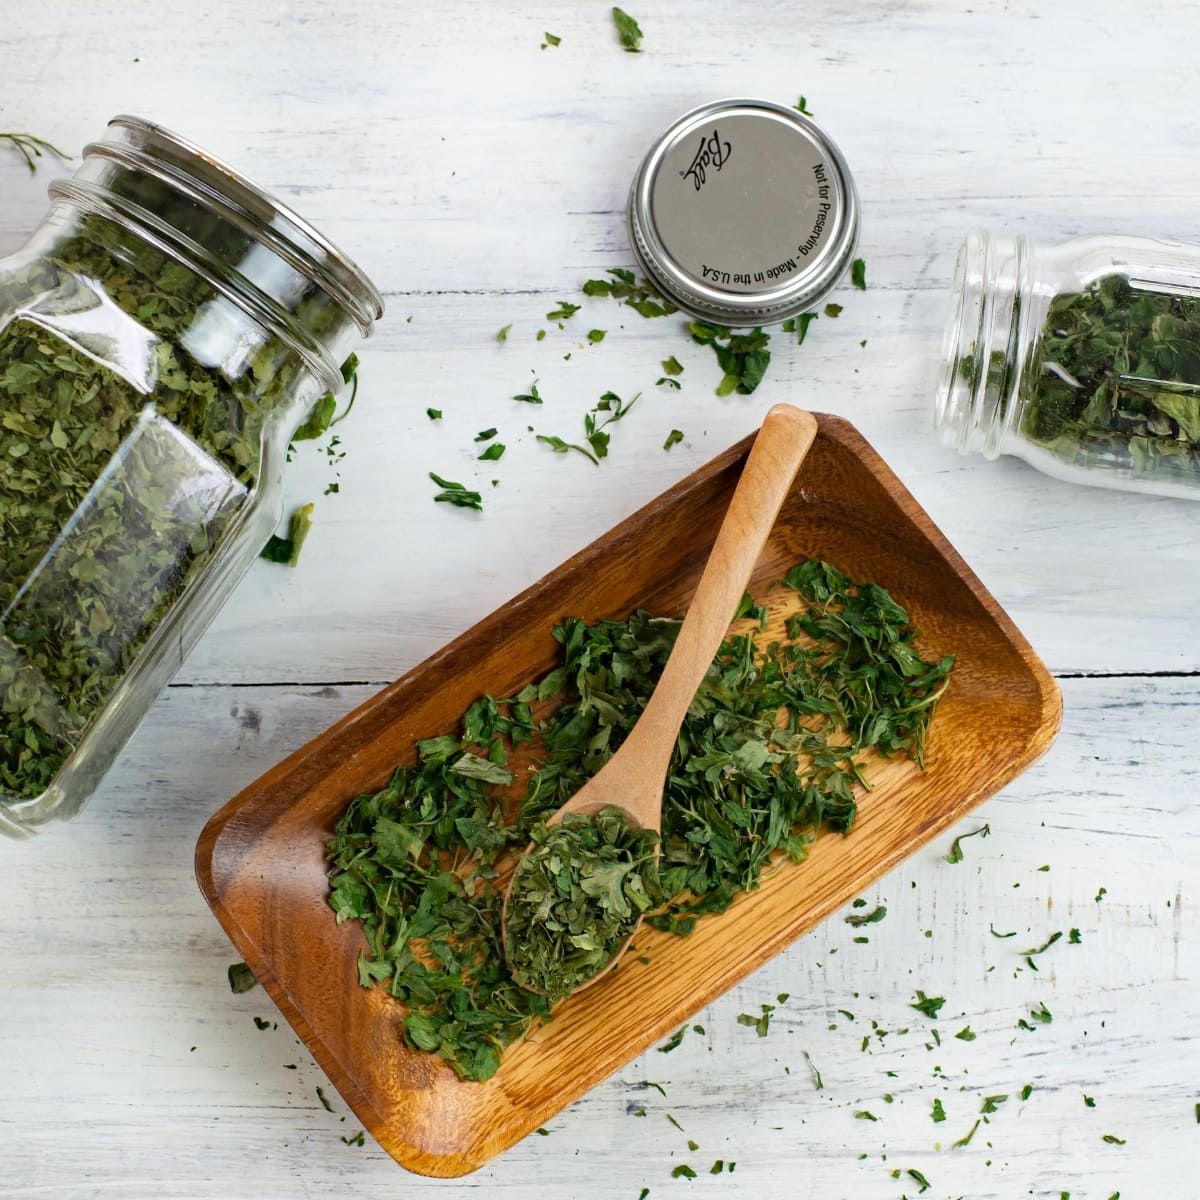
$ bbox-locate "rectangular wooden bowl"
[195,412,1060,1178]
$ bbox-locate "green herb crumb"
[430,472,483,512]
[946,824,990,863]
[910,991,945,1019]
[612,6,643,52]
[227,962,257,993]
[1,131,70,173]
[845,904,887,927]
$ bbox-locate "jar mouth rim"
[94,116,384,332]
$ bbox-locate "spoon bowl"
[502,404,819,996]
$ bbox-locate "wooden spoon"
[503,404,819,995]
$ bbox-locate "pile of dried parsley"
[325,560,954,1082]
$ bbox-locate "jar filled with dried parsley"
[0,116,382,836]
[936,231,1200,498]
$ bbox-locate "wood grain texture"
[195,414,1059,1176]
[0,1,1197,1196]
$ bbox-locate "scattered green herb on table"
[945,823,990,863]
[1022,929,1063,970]
[582,267,676,318]
[541,32,561,49]
[612,6,643,52]
[429,472,483,511]
[0,131,70,173]
[513,380,543,404]
[689,322,771,396]
[845,904,887,927]
[658,1026,687,1053]
[737,1004,776,1038]
[663,429,684,451]
[911,990,945,1019]
[324,560,953,1080]
[538,390,639,464]
[504,807,659,1000]
[953,1119,981,1148]
[782,312,820,344]
[794,97,814,116]
[803,1049,823,1090]
[851,258,867,290]
[227,962,258,993]
[1017,1001,1053,1031]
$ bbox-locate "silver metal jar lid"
[628,98,860,327]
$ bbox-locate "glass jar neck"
[39,115,382,395]
[935,232,1042,459]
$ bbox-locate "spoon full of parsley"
[502,405,820,997]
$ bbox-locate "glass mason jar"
[0,116,382,836]
[935,230,1200,498]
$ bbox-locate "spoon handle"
[620,405,819,829]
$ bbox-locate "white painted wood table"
[1,3,1196,1196]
